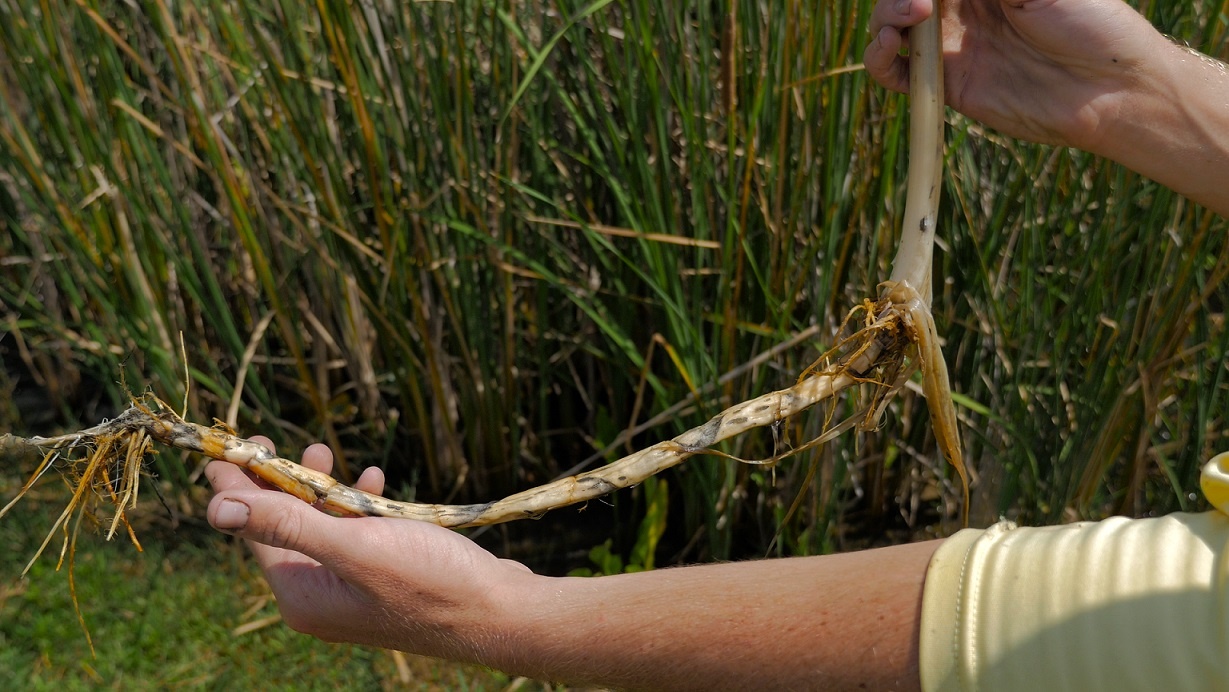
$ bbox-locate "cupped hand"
[864,0,1167,149]
[204,438,536,662]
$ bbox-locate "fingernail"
[214,498,250,531]
[895,0,911,14]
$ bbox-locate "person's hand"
[864,0,1169,149]
[203,442,943,689]
[204,439,537,662]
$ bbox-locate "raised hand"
[864,0,1229,216]
[865,0,1168,148]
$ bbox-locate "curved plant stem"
[3,373,865,528]
[1,10,969,539]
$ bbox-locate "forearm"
[491,540,941,690]
[207,453,934,689]
[1090,37,1229,217]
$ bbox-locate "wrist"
[1084,37,1229,215]
[490,573,627,685]
[458,567,559,674]
[1076,26,1178,157]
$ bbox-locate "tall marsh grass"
[2,0,1227,563]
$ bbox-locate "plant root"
[1,278,966,541]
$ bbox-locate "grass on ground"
[0,477,552,691]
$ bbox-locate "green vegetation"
[0,490,526,689]
[1,0,1228,682]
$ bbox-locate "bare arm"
[206,441,938,690]
[865,0,1229,216]
[505,541,938,690]
[1095,39,1229,217]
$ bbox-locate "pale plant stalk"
[887,12,944,301]
[881,13,969,511]
[1,11,967,538]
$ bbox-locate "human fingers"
[208,488,336,554]
[298,443,387,498]
[297,443,382,495]
[205,458,260,493]
[245,434,276,456]
[353,466,386,496]
[206,435,324,569]
[203,434,284,493]
[206,488,370,633]
[209,479,540,657]
[300,442,334,474]
[209,490,481,607]
[868,0,933,38]
[864,24,909,93]
[208,485,507,595]
[864,0,935,93]
[246,435,333,477]
[208,487,338,575]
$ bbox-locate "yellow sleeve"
[919,452,1229,692]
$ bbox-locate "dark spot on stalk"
[447,502,490,524]
[344,490,375,513]
[684,416,723,448]
[580,476,616,494]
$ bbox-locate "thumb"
[208,489,366,570]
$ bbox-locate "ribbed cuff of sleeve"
[919,512,1229,692]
